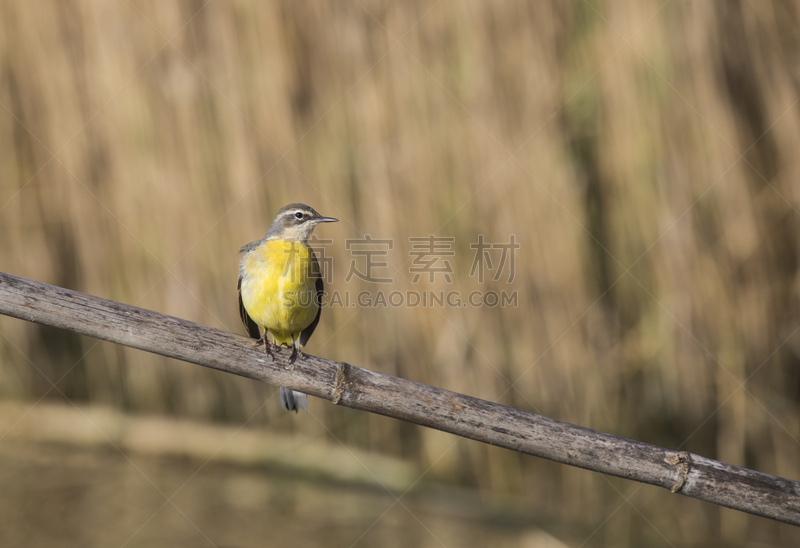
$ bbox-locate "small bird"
[237,203,338,412]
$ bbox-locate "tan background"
[1,1,800,546]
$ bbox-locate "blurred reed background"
[1,0,800,546]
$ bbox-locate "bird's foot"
[257,336,277,360]
[289,346,302,366]
[278,343,297,369]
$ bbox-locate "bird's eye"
[294,212,304,220]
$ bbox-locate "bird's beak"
[316,216,338,223]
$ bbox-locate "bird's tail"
[280,387,308,412]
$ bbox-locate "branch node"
[332,361,350,405]
[666,451,692,493]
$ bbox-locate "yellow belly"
[240,239,319,345]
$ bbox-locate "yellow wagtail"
[237,203,338,412]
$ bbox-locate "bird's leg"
[256,332,276,359]
[287,335,302,367]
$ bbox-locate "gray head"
[264,203,338,242]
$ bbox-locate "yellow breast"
[239,239,319,345]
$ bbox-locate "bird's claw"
[255,336,278,360]
[277,343,298,369]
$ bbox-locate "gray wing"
[238,275,261,339]
[299,252,324,347]
[238,239,263,254]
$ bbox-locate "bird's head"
[264,203,338,242]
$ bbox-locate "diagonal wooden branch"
[0,270,799,526]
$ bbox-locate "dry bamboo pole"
[0,270,798,526]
